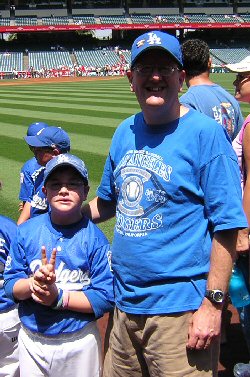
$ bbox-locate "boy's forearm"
[13,278,32,300]
[67,291,94,313]
[17,202,31,225]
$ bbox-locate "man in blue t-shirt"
[83,31,247,377]
[180,38,243,141]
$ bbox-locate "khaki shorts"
[103,307,219,377]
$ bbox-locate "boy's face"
[43,166,89,225]
[32,146,58,166]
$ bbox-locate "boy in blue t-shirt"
[4,153,114,377]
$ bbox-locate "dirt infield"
[0,75,122,86]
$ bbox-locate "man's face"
[233,72,250,103]
[130,49,185,111]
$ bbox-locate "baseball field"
[0,72,248,240]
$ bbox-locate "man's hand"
[187,298,222,350]
[236,228,249,254]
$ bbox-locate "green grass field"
[0,73,248,241]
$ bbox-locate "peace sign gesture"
[34,246,57,285]
[30,246,58,305]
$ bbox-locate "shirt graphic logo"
[114,150,172,237]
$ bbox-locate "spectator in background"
[226,59,250,377]
[180,38,243,140]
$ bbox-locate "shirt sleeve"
[19,166,35,202]
[83,235,114,318]
[4,228,29,301]
[97,153,116,202]
[199,124,247,232]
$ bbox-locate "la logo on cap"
[136,32,162,49]
[146,32,162,45]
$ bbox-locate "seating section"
[210,14,242,23]
[99,15,127,24]
[42,16,69,25]
[0,13,248,27]
[28,51,72,70]
[240,14,250,22]
[210,48,250,63]
[130,13,154,24]
[156,14,185,23]
[0,52,23,72]
[184,14,211,23]
[210,55,224,66]
[74,50,129,68]
[15,17,37,26]
[72,15,96,24]
[0,48,249,74]
[0,18,10,26]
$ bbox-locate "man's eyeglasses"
[46,181,85,191]
[132,65,179,77]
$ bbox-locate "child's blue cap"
[25,126,70,152]
[131,30,183,68]
[27,122,49,136]
[44,153,88,185]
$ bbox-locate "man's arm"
[82,197,116,224]
[187,229,237,350]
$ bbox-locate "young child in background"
[0,181,20,377]
[18,122,49,214]
[4,153,114,377]
[17,126,71,224]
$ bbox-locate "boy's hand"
[30,279,59,306]
[33,246,57,285]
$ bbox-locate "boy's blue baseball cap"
[44,153,88,185]
[27,122,49,136]
[25,126,70,152]
[131,30,183,68]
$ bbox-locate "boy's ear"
[42,186,47,196]
[53,148,60,156]
[83,185,90,200]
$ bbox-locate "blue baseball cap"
[27,122,49,137]
[44,153,88,185]
[25,126,70,152]
[131,31,183,68]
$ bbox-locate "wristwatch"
[205,289,225,304]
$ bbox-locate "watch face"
[213,291,224,302]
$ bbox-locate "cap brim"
[24,135,48,147]
[226,62,250,73]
